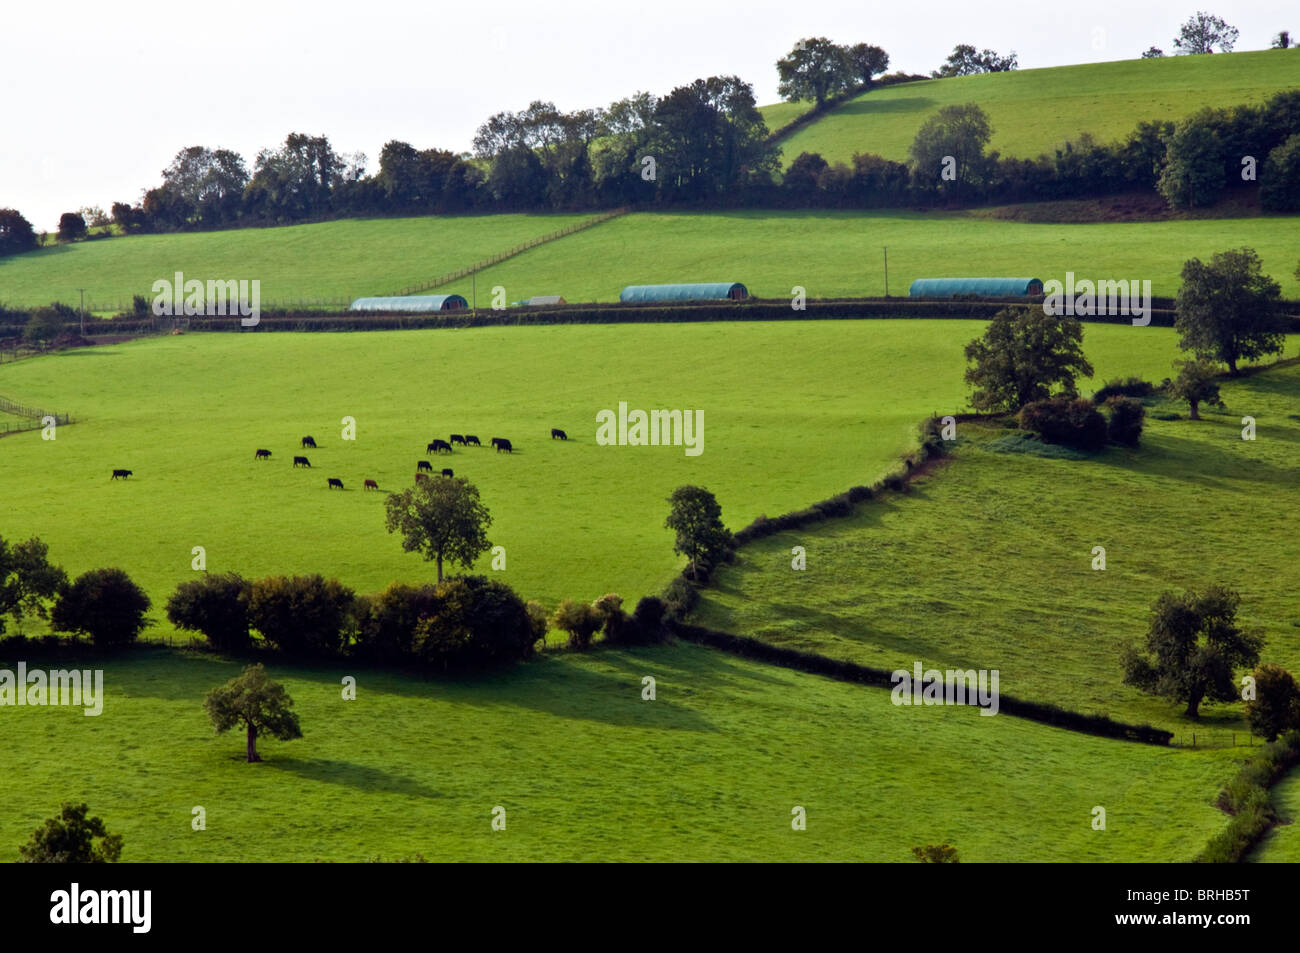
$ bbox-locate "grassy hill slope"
[692,360,1300,735]
[0,644,1242,861]
[768,50,1300,168]
[0,214,594,311]
[431,210,1300,302]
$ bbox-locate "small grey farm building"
[619,282,748,304]
[349,295,468,312]
[908,278,1043,298]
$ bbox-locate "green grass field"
[0,643,1243,862]
[1252,768,1300,862]
[5,208,1298,313]
[0,321,1198,628]
[0,214,594,311]
[692,360,1300,735]
[769,50,1300,168]
[429,210,1300,303]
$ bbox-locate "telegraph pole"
[77,288,86,334]
[883,248,889,298]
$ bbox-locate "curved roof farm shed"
[349,295,468,311]
[619,282,748,304]
[908,278,1043,298]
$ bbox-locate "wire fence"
[0,394,74,435]
[1168,730,1260,749]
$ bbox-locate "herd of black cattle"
[110,428,571,490]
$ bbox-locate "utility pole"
[472,272,477,314]
[77,288,86,334]
[883,248,889,298]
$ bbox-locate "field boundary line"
[669,620,1174,745]
[374,207,633,299]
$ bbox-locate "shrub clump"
[1017,396,1108,451]
[1103,395,1146,447]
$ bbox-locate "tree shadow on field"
[837,95,935,118]
[445,653,719,733]
[595,641,792,690]
[1092,427,1297,489]
[266,757,443,800]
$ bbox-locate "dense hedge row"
[672,621,1174,745]
[1196,730,1300,863]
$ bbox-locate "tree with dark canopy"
[204,664,302,762]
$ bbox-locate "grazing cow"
[450,434,467,446]
[293,456,311,468]
[491,437,513,453]
[551,428,567,440]
[415,472,429,482]
[430,439,452,454]
[255,448,272,460]
[111,469,133,480]
[364,479,379,491]
[441,468,453,477]
[301,436,317,448]
[417,460,433,472]
[327,478,344,490]
[464,435,481,446]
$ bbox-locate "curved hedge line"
[1196,730,1300,863]
[671,621,1173,745]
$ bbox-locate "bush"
[593,593,628,641]
[1260,133,1300,212]
[248,575,355,657]
[551,599,604,650]
[633,596,667,640]
[165,572,252,651]
[1246,664,1300,741]
[1017,396,1108,451]
[661,576,699,621]
[423,575,537,667]
[1104,396,1146,447]
[18,803,123,863]
[1091,377,1155,403]
[51,568,150,648]
[352,582,441,663]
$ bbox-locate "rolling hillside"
[766,50,1300,168]
[0,213,594,311]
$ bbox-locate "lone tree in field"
[776,38,852,108]
[56,212,87,243]
[1245,664,1300,741]
[0,535,66,635]
[1174,248,1285,374]
[964,307,1094,412]
[1168,359,1224,420]
[1121,585,1263,719]
[1173,11,1239,54]
[384,477,492,583]
[204,664,302,763]
[665,485,733,581]
[18,803,122,863]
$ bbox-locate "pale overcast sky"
[2,0,1294,229]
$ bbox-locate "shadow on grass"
[266,757,443,799]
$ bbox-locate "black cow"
[111,469,133,480]
[429,439,452,454]
[255,448,272,460]
[492,437,513,453]
[301,436,317,448]
[327,478,344,490]
[464,435,481,446]
[441,468,453,477]
[450,434,467,446]
[551,428,567,440]
[417,460,433,472]
[293,456,311,468]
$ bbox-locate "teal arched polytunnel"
[619,282,748,303]
[349,295,467,311]
[908,278,1043,298]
